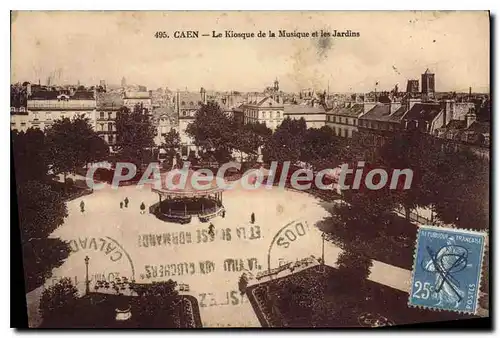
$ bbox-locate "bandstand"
[151,170,225,224]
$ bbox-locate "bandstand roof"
[152,169,224,198]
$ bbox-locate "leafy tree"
[186,102,234,162]
[132,280,181,328]
[162,128,181,166]
[301,126,342,170]
[16,180,70,291]
[115,104,157,168]
[17,180,68,241]
[377,131,441,219]
[39,277,79,327]
[336,250,373,288]
[45,115,109,184]
[23,238,71,293]
[11,128,49,183]
[263,117,307,164]
[431,149,489,230]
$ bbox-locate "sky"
[11,11,490,93]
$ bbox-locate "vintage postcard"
[11,11,490,328]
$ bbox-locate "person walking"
[208,222,215,239]
[140,202,146,214]
[120,201,123,209]
[80,200,85,213]
[250,212,255,224]
[222,210,226,218]
[124,197,129,208]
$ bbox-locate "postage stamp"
[409,225,487,314]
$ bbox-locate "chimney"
[200,87,206,104]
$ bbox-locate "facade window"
[21,122,26,126]
[99,123,104,131]
[108,112,112,119]
[100,112,105,119]
[276,112,280,118]
[270,111,273,119]
[181,101,186,106]
[108,122,113,131]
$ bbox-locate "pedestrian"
[124,197,129,208]
[80,200,85,213]
[120,201,123,209]
[208,222,215,238]
[250,212,255,224]
[140,202,146,214]
[222,210,226,218]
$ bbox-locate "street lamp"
[84,256,90,295]
[321,233,325,265]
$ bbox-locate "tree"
[39,277,79,327]
[301,126,342,170]
[11,128,49,183]
[162,129,181,166]
[115,104,156,168]
[377,131,441,219]
[431,149,489,230]
[263,117,307,164]
[17,180,68,241]
[45,115,109,184]
[16,180,70,291]
[186,102,234,162]
[132,280,181,328]
[336,250,373,288]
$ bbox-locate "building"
[123,91,152,111]
[406,79,419,94]
[152,106,177,146]
[358,101,406,137]
[284,102,327,129]
[11,90,96,132]
[175,89,206,157]
[243,96,284,131]
[421,68,435,100]
[96,92,124,150]
[326,102,364,137]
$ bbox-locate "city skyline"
[12,11,490,93]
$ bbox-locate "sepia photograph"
[10,10,490,328]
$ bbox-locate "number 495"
[413,281,433,299]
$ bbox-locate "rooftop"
[327,103,363,117]
[404,103,442,123]
[97,92,124,109]
[124,91,151,99]
[284,104,326,115]
[359,103,392,122]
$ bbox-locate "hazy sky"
[11,11,490,93]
